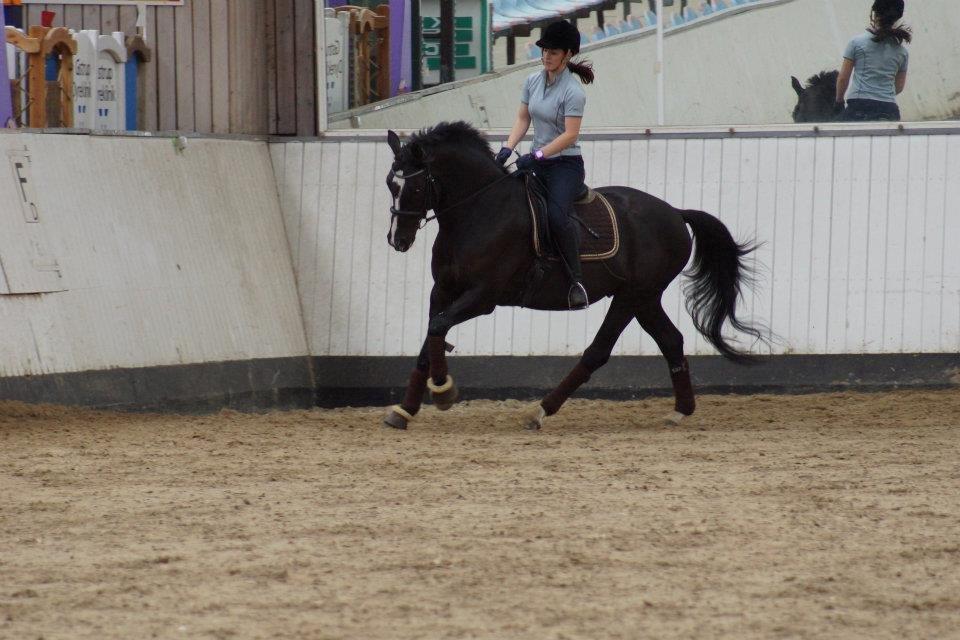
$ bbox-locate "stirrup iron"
[568,282,589,310]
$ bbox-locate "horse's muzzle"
[387,232,411,253]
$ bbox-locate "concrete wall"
[330,0,960,129]
[0,131,308,390]
[270,123,960,359]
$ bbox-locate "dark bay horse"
[792,70,840,123]
[383,122,763,430]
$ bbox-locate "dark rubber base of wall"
[313,354,960,408]
[1,354,956,413]
[0,357,315,413]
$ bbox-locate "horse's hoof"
[383,405,412,430]
[663,411,687,426]
[428,375,458,411]
[523,404,546,431]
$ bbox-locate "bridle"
[386,163,517,229]
[386,166,441,229]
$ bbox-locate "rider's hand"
[833,100,846,116]
[495,147,513,165]
[516,153,537,171]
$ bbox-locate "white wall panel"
[0,132,307,378]
[271,126,960,358]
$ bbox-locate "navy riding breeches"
[842,98,901,122]
[534,155,586,242]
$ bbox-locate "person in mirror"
[835,0,911,121]
[495,20,593,310]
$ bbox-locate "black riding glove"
[516,153,538,171]
[495,147,513,165]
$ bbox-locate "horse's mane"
[405,121,506,174]
[805,70,839,91]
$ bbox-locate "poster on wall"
[73,31,96,129]
[95,33,125,130]
[419,0,490,87]
[1,7,14,127]
[323,10,349,114]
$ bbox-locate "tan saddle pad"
[529,187,620,262]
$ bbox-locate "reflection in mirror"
[321,0,960,130]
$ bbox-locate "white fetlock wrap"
[664,411,686,426]
[427,375,454,394]
[390,405,415,422]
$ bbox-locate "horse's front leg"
[424,287,493,410]
[383,339,432,429]
[383,287,491,429]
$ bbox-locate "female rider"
[496,20,593,310]
[836,0,911,121]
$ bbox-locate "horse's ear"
[387,130,402,156]
[791,76,804,97]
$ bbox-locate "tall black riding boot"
[557,227,589,310]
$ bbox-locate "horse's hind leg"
[635,297,695,425]
[526,294,636,430]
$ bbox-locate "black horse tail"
[680,210,766,364]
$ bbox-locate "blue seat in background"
[682,6,700,21]
[496,0,558,21]
[671,12,685,26]
[623,14,643,30]
[701,2,715,16]
[713,0,729,7]
[528,0,594,12]
[603,22,621,37]
[645,10,657,25]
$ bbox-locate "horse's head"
[791,71,840,123]
[385,130,439,252]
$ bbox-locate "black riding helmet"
[535,20,580,55]
[872,0,905,19]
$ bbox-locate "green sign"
[420,0,490,86]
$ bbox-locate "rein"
[388,164,518,228]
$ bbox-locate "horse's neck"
[436,167,525,219]
[434,169,529,240]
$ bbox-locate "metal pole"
[315,0,328,132]
[439,0,454,84]
[411,0,422,90]
[655,0,664,126]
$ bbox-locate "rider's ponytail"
[568,58,594,85]
[868,0,912,45]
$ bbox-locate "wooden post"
[439,0,453,84]
[506,34,515,66]
[44,28,76,128]
[27,26,47,126]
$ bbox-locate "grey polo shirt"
[843,32,909,103]
[520,67,586,157]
